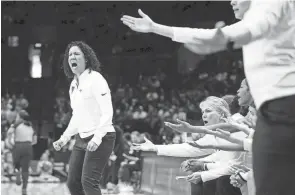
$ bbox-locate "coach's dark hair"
[62,41,101,79]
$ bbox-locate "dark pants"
[191,182,203,195]
[190,176,242,195]
[203,179,217,195]
[253,95,295,195]
[215,176,242,195]
[67,132,116,195]
[13,142,33,189]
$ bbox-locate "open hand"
[132,137,157,152]
[121,9,154,33]
[164,119,205,134]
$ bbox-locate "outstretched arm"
[121,9,219,44]
[207,129,244,145]
[132,135,215,158]
[164,119,239,134]
[212,144,244,151]
[121,1,289,55]
[187,141,244,151]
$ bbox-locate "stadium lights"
[35,43,42,48]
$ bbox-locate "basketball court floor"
[1,183,141,195]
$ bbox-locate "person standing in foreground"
[121,1,295,194]
[53,41,116,195]
[6,110,37,195]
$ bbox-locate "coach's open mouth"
[71,63,78,68]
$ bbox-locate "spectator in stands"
[36,150,54,176]
[32,149,60,183]
[132,106,147,120]
[172,134,182,144]
[16,94,29,111]
[2,150,14,180]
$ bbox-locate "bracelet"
[237,172,247,183]
[203,163,208,171]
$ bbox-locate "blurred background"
[2,1,245,195]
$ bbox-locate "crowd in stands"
[1,93,29,134]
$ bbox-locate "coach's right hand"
[53,138,67,151]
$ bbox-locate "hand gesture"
[121,9,155,33]
[87,140,100,152]
[53,139,67,151]
[165,119,204,134]
[186,172,202,184]
[132,137,157,152]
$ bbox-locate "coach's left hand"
[87,140,101,152]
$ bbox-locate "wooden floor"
[1,183,70,195]
[1,183,141,195]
